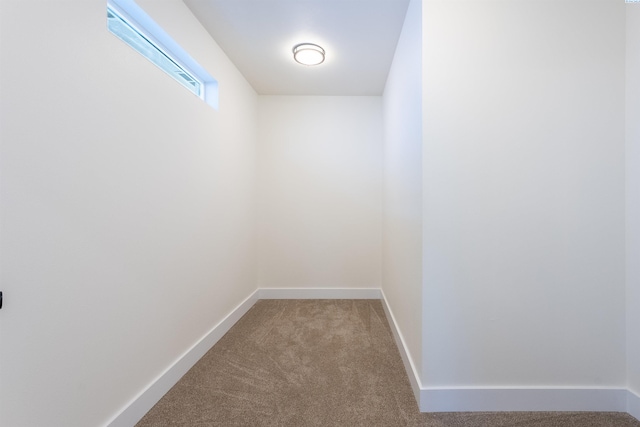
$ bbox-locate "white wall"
[626,3,640,411]
[382,0,423,383]
[257,96,382,290]
[422,0,626,387]
[0,1,257,426]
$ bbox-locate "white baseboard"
[257,287,381,300]
[105,287,381,426]
[106,290,260,427]
[629,389,640,420]
[379,295,634,416]
[420,387,628,413]
[105,287,640,425]
[379,289,423,406]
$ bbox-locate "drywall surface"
[382,0,423,383]
[257,96,382,289]
[0,1,257,425]
[422,0,626,387]
[627,4,640,398]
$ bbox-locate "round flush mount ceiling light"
[293,43,325,66]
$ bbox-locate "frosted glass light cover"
[293,43,325,66]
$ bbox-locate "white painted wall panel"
[422,0,626,387]
[257,96,382,289]
[0,1,257,425]
[382,0,423,384]
[626,4,640,401]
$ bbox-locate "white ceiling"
[183,0,410,96]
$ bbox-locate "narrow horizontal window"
[107,0,218,109]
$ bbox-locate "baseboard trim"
[378,295,632,415]
[419,387,628,413]
[257,287,381,300]
[629,389,640,420]
[379,289,423,406]
[106,290,260,427]
[105,287,640,424]
[378,296,633,415]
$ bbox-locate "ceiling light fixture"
[293,43,325,66]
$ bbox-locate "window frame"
[107,0,218,109]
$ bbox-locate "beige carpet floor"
[136,299,640,426]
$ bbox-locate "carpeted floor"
[136,299,640,426]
